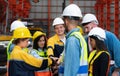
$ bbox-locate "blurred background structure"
[0,0,119,38]
[0,0,120,76]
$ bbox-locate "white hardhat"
[62,4,82,18]
[10,20,26,32]
[88,27,106,41]
[52,17,64,26]
[82,13,99,25]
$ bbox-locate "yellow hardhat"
[13,27,32,38]
[33,31,46,41]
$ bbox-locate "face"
[83,22,94,34]
[54,24,65,36]
[90,37,96,49]
[63,18,69,33]
[19,39,29,48]
[37,36,46,49]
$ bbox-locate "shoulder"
[105,31,119,41]
[99,51,110,59]
[67,36,80,46]
[105,31,116,38]
[48,35,58,41]
[67,36,79,42]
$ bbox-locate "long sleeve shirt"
[104,31,120,67]
[64,28,81,76]
[9,46,52,76]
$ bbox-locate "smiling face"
[37,36,46,49]
[54,24,65,36]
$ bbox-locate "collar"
[66,28,80,38]
[54,34,65,42]
[14,45,22,50]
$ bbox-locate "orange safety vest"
[35,69,52,76]
[33,49,52,76]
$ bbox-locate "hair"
[33,35,47,51]
[13,38,28,45]
[63,16,80,25]
[89,35,108,51]
[82,22,91,26]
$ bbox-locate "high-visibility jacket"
[59,31,88,76]
[30,49,52,76]
[7,39,29,60]
[7,39,14,60]
[88,50,110,76]
[9,46,52,76]
[47,34,65,57]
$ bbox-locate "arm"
[47,37,54,56]
[10,49,53,70]
[105,31,120,69]
[64,36,81,76]
[29,49,43,59]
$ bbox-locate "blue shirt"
[104,31,120,67]
[64,28,81,76]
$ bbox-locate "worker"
[8,27,55,76]
[29,31,52,76]
[6,20,28,76]
[7,20,27,60]
[81,13,120,76]
[47,17,65,76]
[61,4,88,76]
[88,27,110,76]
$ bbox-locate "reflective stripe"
[59,31,88,76]
[33,49,45,57]
[77,65,88,74]
[88,50,110,76]
[59,65,88,74]
[77,74,88,76]
[36,68,50,72]
[71,32,88,75]
[7,39,14,60]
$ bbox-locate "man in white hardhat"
[10,20,26,32]
[61,4,88,76]
[47,17,65,76]
[88,27,106,41]
[82,13,120,76]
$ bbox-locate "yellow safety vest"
[34,49,46,57]
[59,31,88,76]
[33,49,51,76]
[88,50,110,76]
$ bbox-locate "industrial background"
[0,0,120,38]
[0,0,120,76]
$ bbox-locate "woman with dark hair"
[30,31,52,76]
[88,27,110,76]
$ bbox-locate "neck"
[68,24,77,32]
[58,35,65,39]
